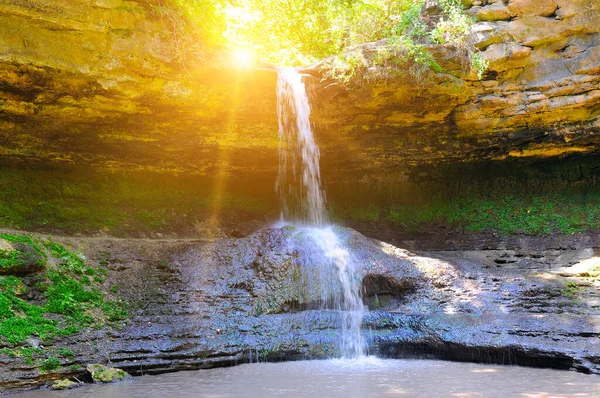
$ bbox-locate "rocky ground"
[1,226,599,393]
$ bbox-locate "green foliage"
[0,236,128,347]
[430,0,472,46]
[471,52,489,79]
[225,0,426,65]
[319,0,483,82]
[164,0,484,76]
[40,356,61,372]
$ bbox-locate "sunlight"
[471,368,499,373]
[232,48,254,69]
[558,256,600,278]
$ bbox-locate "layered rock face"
[0,0,278,175]
[0,0,599,238]
[305,0,600,172]
[0,0,598,178]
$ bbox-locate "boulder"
[86,364,131,383]
[0,240,45,276]
[50,379,83,390]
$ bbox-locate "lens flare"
[232,49,254,68]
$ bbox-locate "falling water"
[276,67,327,225]
[276,67,366,358]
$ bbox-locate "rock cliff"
[0,0,277,175]
[0,0,599,237]
[0,0,598,177]
[304,0,600,171]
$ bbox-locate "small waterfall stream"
[276,67,327,225]
[276,67,366,358]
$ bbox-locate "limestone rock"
[1,229,600,392]
[86,364,131,383]
[422,0,443,16]
[476,3,511,21]
[51,379,83,390]
[507,0,558,17]
[468,21,510,49]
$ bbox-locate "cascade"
[276,67,366,358]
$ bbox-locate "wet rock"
[1,228,600,393]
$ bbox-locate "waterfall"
[276,67,327,226]
[276,67,366,358]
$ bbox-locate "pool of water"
[21,358,600,398]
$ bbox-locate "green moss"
[335,188,600,236]
[0,166,272,236]
[51,378,80,390]
[0,236,128,347]
[0,234,46,272]
[87,363,130,383]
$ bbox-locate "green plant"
[40,356,61,372]
[560,281,579,298]
[0,234,46,271]
[329,50,369,83]
[471,52,489,79]
[21,347,44,365]
[58,348,75,358]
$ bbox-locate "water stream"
[276,67,365,358]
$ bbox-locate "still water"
[21,358,600,398]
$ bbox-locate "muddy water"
[20,358,600,398]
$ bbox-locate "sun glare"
[232,49,254,68]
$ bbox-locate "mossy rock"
[0,238,46,276]
[86,364,131,383]
[51,379,83,390]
